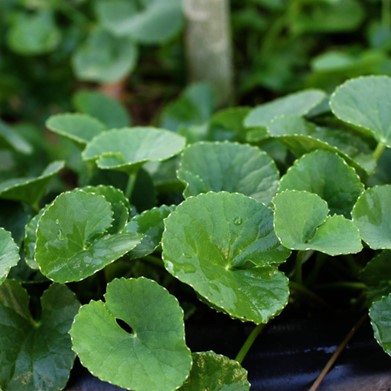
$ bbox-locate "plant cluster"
[1,74,391,390]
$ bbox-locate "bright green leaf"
[35,190,142,282]
[352,185,391,249]
[0,281,80,390]
[46,113,106,145]
[162,192,290,324]
[24,209,45,270]
[179,351,250,391]
[178,142,279,205]
[0,228,19,285]
[70,277,192,391]
[369,293,391,356]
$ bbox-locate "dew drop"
[233,217,243,226]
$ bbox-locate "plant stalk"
[235,323,266,364]
[125,170,138,199]
[373,142,386,161]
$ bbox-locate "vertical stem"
[383,0,391,27]
[125,169,138,199]
[373,142,386,161]
[235,323,266,364]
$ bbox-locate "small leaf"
[178,141,279,204]
[244,89,326,128]
[35,190,142,283]
[352,185,391,249]
[0,228,20,285]
[369,293,391,356]
[330,75,391,146]
[73,90,131,128]
[126,205,175,259]
[46,113,106,145]
[273,190,362,255]
[70,277,192,391]
[279,150,364,216]
[0,120,32,154]
[24,209,46,270]
[162,192,290,324]
[179,351,250,391]
[0,281,80,390]
[82,127,186,173]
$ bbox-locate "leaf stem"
[289,281,329,308]
[373,142,386,161]
[125,170,138,199]
[383,0,391,27]
[315,281,367,291]
[294,250,313,284]
[235,323,266,364]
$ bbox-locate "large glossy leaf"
[330,76,391,146]
[352,185,391,249]
[0,228,19,285]
[73,90,131,128]
[369,293,391,356]
[72,28,138,83]
[0,161,65,209]
[273,190,362,255]
[82,127,186,173]
[178,142,279,205]
[162,192,291,324]
[0,281,80,390]
[46,113,106,145]
[35,190,142,283]
[179,351,250,391]
[70,277,192,391]
[267,115,375,174]
[244,89,326,128]
[279,150,364,216]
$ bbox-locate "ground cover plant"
[1,74,391,390]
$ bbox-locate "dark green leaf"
[369,293,391,356]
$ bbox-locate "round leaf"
[369,293,391,356]
[279,150,364,216]
[352,185,391,249]
[0,281,80,390]
[179,351,250,391]
[82,127,186,173]
[162,192,290,324]
[330,76,391,146]
[70,277,192,391]
[0,228,20,285]
[35,190,142,282]
[178,142,280,205]
[46,113,106,145]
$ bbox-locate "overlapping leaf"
[369,293,391,356]
[162,192,291,324]
[70,277,192,391]
[0,228,19,285]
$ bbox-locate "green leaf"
[126,205,175,259]
[0,228,20,285]
[352,185,391,249]
[178,142,279,205]
[330,75,391,146]
[244,89,326,128]
[279,150,364,216]
[267,115,376,174]
[35,189,142,283]
[46,113,106,145]
[369,293,391,356]
[179,351,250,391]
[7,10,60,55]
[0,280,80,390]
[70,277,192,391]
[162,192,291,324]
[273,190,362,255]
[24,209,45,270]
[0,161,65,209]
[73,90,131,128]
[0,120,32,154]
[82,127,186,173]
[72,28,138,83]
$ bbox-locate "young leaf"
[70,277,192,391]
[177,141,279,205]
[0,281,80,390]
[279,150,364,216]
[244,89,326,128]
[352,185,391,249]
[35,190,142,283]
[82,127,186,173]
[46,113,106,145]
[273,190,362,255]
[0,120,32,155]
[369,293,391,356]
[179,351,250,390]
[330,75,391,146]
[162,192,291,324]
[0,228,20,285]
[24,209,45,270]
